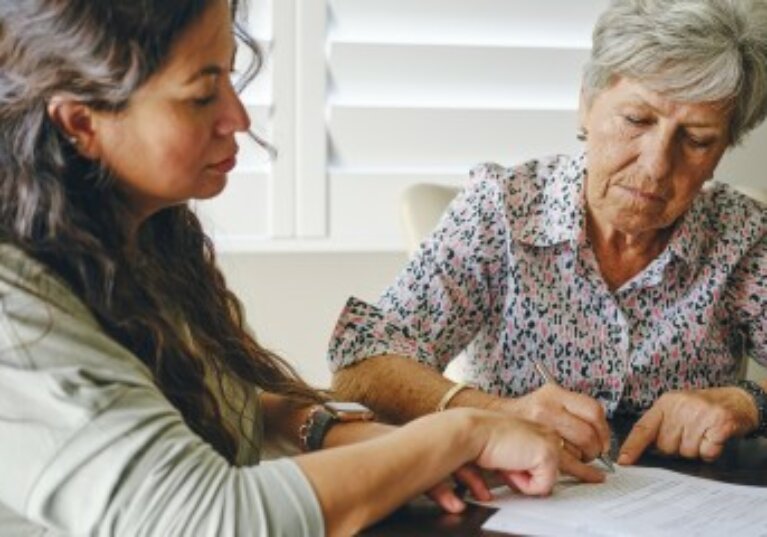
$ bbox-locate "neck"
[586,210,673,291]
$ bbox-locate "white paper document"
[479,465,767,536]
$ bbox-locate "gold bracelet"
[436,382,469,412]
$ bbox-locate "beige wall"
[218,252,407,388]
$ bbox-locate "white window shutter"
[199,0,610,251]
[196,0,292,249]
[326,0,609,249]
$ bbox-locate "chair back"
[400,183,461,254]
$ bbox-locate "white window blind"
[196,0,293,247]
[196,0,767,252]
[325,0,609,249]
[198,0,609,251]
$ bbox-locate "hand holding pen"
[532,358,615,473]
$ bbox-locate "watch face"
[325,401,375,421]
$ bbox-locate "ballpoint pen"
[533,358,616,473]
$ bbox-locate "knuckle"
[527,404,547,422]
[660,390,687,407]
[709,407,729,423]
[700,443,723,462]
[678,443,698,459]
[632,422,651,432]
[720,419,738,438]
[655,438,675,455]
[568,429,592,451]
[586,400,606,420]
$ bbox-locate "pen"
[533,358,616,473]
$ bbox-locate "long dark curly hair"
[0,0,323,463]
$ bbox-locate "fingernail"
[451,497,465,511]
[617,453,629,465]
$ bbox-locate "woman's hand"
[324,418,493,513]
[492,384,609,482]
[618,387,759,464]
[297,407,581,536]
[425,411,588,512]
[470,411,563,496]
[314,408,566,517]
[475,415,604,495]
[424,464,492,513]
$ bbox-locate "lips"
[619,185,665,202]
[209,154,237,174]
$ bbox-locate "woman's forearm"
[261,391,397,452]
[294,409,484,537]
[261,392,321,450]
[331,355,502,423]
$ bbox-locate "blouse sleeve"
[0,283,324,536]
[728,234,767,367]
[328,164,511,372]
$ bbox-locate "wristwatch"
[324,401,375,421]
[299,401,374,452]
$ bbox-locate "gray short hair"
[583,0,767,145]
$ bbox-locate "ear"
[47,97,101,159]
[578,85,590,131]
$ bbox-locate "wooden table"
[360,419,767,536]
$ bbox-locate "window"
[196,0,767,253]
[324,0,606,249]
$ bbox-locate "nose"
[214,82,251,136]
[638,127,676,183]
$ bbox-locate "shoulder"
[469,154,572,196]
[464,154,581,238]
[0,243,96,322]
[698,183,767,251]
[0,243,152,381]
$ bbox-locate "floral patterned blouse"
[327,153,767,416]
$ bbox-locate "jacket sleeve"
[328,164,511,372]
[0,282,324,536]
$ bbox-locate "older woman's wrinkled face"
[581,77,731,238]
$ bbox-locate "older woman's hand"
[618,387,760,464]
[493,384,610,482]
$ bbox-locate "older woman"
[329,0,767,472]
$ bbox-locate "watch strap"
[735,379,767,438]
[299,405,338,452]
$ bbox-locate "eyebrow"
[623,93,727,130]
[185,65,224,85]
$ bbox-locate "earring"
[67,136,79,147]
[576,128,588,142]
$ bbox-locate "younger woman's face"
[92,0,250,221]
